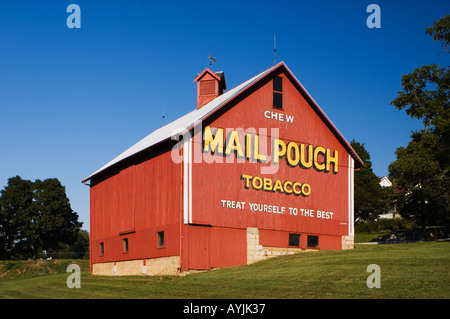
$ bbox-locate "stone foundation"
[342,235,354,250]
[92,256,180,276]
[246,227,316,265]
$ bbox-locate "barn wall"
[90,142,182,265]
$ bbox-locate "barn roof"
[83,62,363,183]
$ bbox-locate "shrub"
[355,218,414,233]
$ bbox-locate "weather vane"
[208,54,217,66]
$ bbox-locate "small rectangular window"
[157,231,165,248]
[123,238,129,253]
[273,76,283,92]
[273,76,283,109]
[307,235,319,248]
[273,92,283,109]
[99,242,104,256]
[289,233,300,247]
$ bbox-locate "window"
[99,242,104,256]
[289,233,300,247]
[273,76,283,109]
[273,92,283,109]
[273,76,283,92]
[157,231,165,248]
[123,238,129,253]
[307,235,319,248]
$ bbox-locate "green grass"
[0,241,449,299]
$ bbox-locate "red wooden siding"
[89,143,182,265]
[118,165,135,234]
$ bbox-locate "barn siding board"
[118,165,135,234]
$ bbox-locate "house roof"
[83,62,363,183]
[379,176,393,187]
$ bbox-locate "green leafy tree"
[0,176,33,259]
[389,131,447,227]
[389,15,450,229]
[49,229,90,259]
[68,229,90,259]
[0,176,82,259]
[29,178,82,258]
[350,140,388,222]
[426,14,450,53]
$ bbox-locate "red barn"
[82,62,363,275]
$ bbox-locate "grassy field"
[0,241,449,299]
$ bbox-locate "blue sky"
[1,1,448,231]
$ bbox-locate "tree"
[0,176,82,259]
[389,131,447,227]
[350,140,388,222]
[29,178,82,258]
[50,229,90,259]
[0,176,33,259]
[67,229,90,259]
[426,14,450,53]
[389,15,450,229]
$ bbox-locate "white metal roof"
[82,63,280,182]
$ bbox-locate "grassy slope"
[0,241,449,299]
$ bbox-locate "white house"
[378,176,398,219]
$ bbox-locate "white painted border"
[183,137,193,224]
[348,155,354,236]
[188,137,193,224]
[183,138,189,224]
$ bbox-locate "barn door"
[188,225,210,270]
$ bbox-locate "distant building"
[378,176,398,219]
[379,176,392,188]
